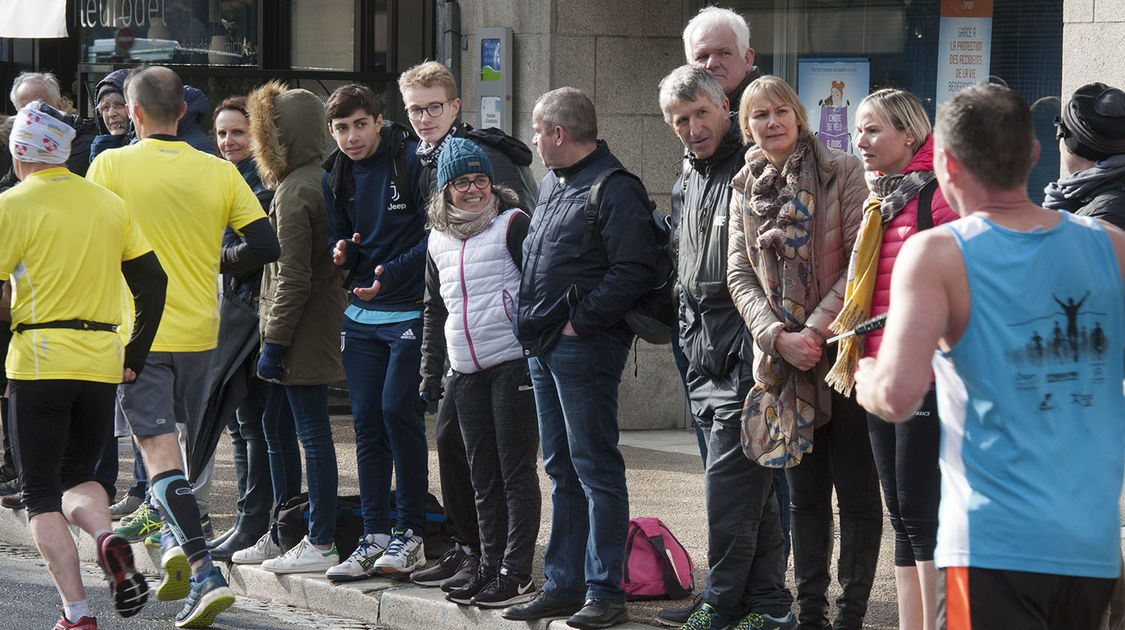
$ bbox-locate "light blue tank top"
[934,211,1125,578]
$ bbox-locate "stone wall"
[456,0,695,429]
[1062,0,1125,96]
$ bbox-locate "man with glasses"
[396,61,537,591]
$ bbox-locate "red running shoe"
[52,615,96,629]
[95,531,149,617]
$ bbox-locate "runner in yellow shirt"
[86,66,279,628]
[0,101,167,630]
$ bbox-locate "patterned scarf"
[417,122,467,167]
[825,169,934,395]
[443,193,500,241]
[738,134,822,468]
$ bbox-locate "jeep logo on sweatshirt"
[388,181,408,211]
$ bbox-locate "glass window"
[715,0,1062,201]
[77,0,259,66]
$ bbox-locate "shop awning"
[0,0,67,38]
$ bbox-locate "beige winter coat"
[726,136,867,422]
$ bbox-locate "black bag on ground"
[277,491,450,560]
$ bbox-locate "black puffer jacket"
[516,141,659,355]
[1074,185,1125,231]
[671,114,752,380]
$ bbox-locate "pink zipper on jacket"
[459,239,484,371]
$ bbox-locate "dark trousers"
[9,379,116,517]
[938,566,1115,630]
[435,369,480,551]
[787,391,882,630]
[689,361,793,621]
[450,359,540,575]
[341,317,428,535]
[868,389,940,566]
[228,371,270,536]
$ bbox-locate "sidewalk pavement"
[0,417,903,629]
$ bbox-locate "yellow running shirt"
[87,138,266,352]
[0,167,152,382]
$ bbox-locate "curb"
[0,506,661,629]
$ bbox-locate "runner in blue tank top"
[854,83,1125,629]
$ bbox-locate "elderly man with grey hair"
[654,65,795,630]
[0,72,97,193]
[683,6,761,111]
[502,87,660,629]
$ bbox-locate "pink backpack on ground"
[620,517,694,600]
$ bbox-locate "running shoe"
[115,505,161,542]
[471,567,536,608]
[174,566,234,628]
[95,532,148,618]
[262,536,339,574]
[373,528,424,576]
[410,545,468,586]
[729,611,797,630]
[156,545,191,602]
[107,495,143,518]
[52,615,96,629]
[326,533,386,582]
[231,531,282,565]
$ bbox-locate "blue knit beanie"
[437,137,494,191]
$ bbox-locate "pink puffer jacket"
[863,135,959,359]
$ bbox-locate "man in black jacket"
[656,65,795,630]
[397,60,537,590]
[682,7,762,113]
[502,87,658,629]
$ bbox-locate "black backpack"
[582,168,676,344]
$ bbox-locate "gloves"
[257,343,287,381]
[419,386,443,414]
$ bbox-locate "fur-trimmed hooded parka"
[248,80,346,385]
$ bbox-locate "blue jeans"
[262,383,337,545]
[341,317,428,535]
[529,333,630,602]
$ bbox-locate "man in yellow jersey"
[0,101,166,630]
[86,65,279,629]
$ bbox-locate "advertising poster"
[936,0,993,105]
[797,58,870,156]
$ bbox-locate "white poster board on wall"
[936,0,993,105]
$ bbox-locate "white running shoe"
[374,528,425,575]
[108,494,143,518]
[326,534,387,582]
[261,536,339,574]
[231,531,282,565]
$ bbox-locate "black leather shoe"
[209,528,266,561]
[207,527,238,550]
[500,591,584,621]
[566,598,629,629]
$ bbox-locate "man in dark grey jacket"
[503,87,659,629]
[656,66,795,630]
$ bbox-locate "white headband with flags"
[9,101,74,165]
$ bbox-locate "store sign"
[78,0,167,29]
[936,0,993,105]
[0,0,68,38]
[798,58,870,157]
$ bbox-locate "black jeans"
[228,370,271,536]
[689,361,793,621]
[450,359,540,575]
[786,391,882,630]
[867,389,940,566]
[435,368,481,551]
[9,379,116,517]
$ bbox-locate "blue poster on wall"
[481,38,501,81]
[797,58,870,158]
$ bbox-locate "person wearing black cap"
[1045,82,1125,229]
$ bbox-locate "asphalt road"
[0,541,378,629]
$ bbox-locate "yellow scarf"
[825,195,884,395]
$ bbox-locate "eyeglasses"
[406,100,449,121]
[1053,114,1069,141]
[451,175,491,192]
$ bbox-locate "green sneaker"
[729,610,797,630]
[115,505,162,542]
[679,603,721,630]
[145,528,163,548]
[157,545,191,601]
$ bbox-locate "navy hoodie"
[322,122,427,311]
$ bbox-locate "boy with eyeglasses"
[397,61,538,591]
[321,83,430,581]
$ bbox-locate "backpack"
[583,168,677,344]
[619,517,694,600]
[277,491,449,560]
